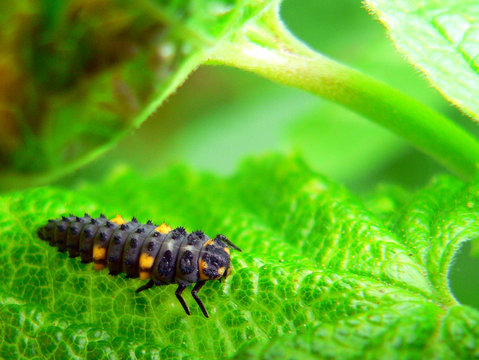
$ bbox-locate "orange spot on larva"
[110,215,126,225]
[155,223,172,234]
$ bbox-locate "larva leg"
[135,279,154,293]
[175,284,191,315]
[191,281,208,318]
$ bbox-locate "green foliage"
[0,0,274,187]
[365,0,479,120]
[0,155,478,359]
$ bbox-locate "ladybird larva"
[37,213,241,318]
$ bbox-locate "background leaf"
[0,155,477,358]
[0,0,274,187]
[365,0,479,120]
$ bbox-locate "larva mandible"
[37,213,241,318]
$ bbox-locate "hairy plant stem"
[208,7,479,180]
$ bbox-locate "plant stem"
[207,7,479,180]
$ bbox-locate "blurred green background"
[74,0,479,188]
[16,0,479,308]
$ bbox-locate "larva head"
[198,234,241,281]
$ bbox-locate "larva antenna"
[216,234,242,252]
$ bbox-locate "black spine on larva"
[175,230,209,285]
[38,215,114,262]
[123,223,158,277]
[66,215,91,258]
[152,227,188,285]
[92,220,123,269]
[80,217,110,262]
[137,231,167,277]
[107,222,141,275]
[55,215,77,252]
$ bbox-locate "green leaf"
[365,0,479,121]
[0,155,478,358]
[0,0,274,189]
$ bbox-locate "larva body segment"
[37,214,242,318]
[124,222,159,278]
